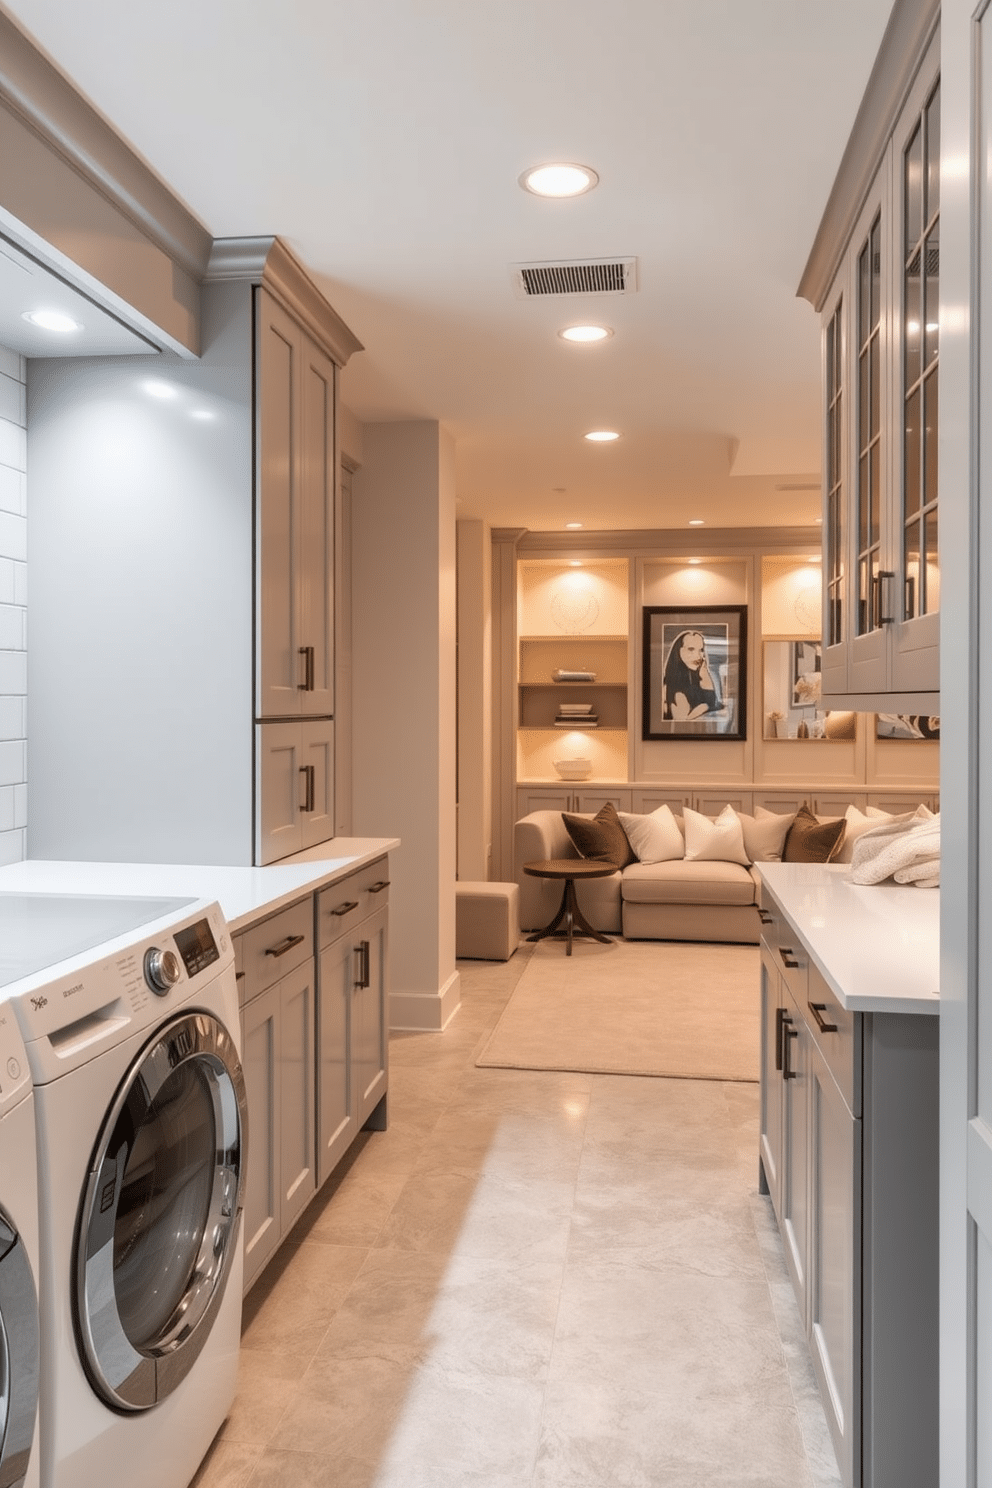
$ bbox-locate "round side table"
[522,859,616,956]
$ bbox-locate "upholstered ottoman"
[456,881,520,960]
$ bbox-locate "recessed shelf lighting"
[565,522,584,530]
[584,430,620,443]
[687,558,702,565]
[519,163,599,198]
[688,519,705,526]
[559,325,612,344]
[22,308,82,333]
[142,380,179,400]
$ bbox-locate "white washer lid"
[0,892,195,990]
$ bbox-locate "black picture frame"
[642,605,747,741]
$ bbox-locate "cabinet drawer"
[241,898,314,1004]
[805,962,861,1117]
[759,902,808,1009]
[317,858,391,948]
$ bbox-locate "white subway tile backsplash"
[0,829,25,867]
[0,604,25,649]
[0,697,25,740]
[0,342,27,865]
[0,465,24,516]
[0,652,26,695]
[0,421,25,471]
[0,512,26,563]
[0,739,26,787]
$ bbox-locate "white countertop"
[755,862,939,1016]
[0,837,400,935]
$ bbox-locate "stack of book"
[555,702,598,728]
[552,668,596,682]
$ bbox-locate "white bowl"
[553,758,592,780]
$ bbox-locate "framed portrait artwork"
[642,605,747,740]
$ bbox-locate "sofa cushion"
[562,801,637,869]
[783,805,846,864]
[741,808,795,862]
[621,859,758,907]
[683,804,750,866]
[617,804,684,864]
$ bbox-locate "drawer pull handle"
[778,946,801,970]
[298,644,315,691]
[265,933,306,959]
[809,1002,839,1034]
[299,764,315,813]
[368,880,390,894]
[235,971,245,981]
[330,901,360,917]
[354,939,371,989]
[774,1005,787,1071]
[758,909,773,925]
[782,1019,799,1081]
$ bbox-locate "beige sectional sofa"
[515,809,765,944]
[513,799,903,945]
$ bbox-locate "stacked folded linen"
[848,811,940,888]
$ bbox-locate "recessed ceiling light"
[142,380,179,400]
[584,430,620,443]
[519,163,599,198]
[688,519,705,526]
[22,308,82,333]
[559,325,612,344]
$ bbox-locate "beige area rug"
[475,937,760,1082]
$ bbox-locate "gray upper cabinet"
[256,288,336,720]
[818,39,940,710]
[27,236,361,867]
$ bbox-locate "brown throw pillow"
[562,802,636,869]
[782,804,846,864]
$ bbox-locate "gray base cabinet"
[758,891,937,1488]
[238,856,391,1291]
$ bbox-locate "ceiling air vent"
[511,257,638,299]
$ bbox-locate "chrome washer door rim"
[0,1210,39,1488]
[75,1012,246,1413]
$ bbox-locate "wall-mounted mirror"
[763,639,855,741]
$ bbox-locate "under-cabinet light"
[22,309,81,333]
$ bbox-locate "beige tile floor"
[192,948,842,1488]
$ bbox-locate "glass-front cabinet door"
[892,68,940,691]
[820,36,939,703]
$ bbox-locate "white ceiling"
[2,0,896,532]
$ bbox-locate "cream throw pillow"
[835,804,893,864]
[682,804,750,865]
[738,808,795,863]
[617,805,684,864]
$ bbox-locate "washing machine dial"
[144,946,182,995]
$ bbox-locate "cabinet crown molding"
[798,0,939,311]
[207,235,364,368]
[0,8,212,280]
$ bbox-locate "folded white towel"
[849,812,940,888]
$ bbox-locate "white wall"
[456,518,492,880]
[351,421,459,1030]
[0,343,27,865]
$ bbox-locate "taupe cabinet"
[758,889,938,1488]
[237,856,390,1292]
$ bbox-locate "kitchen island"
[0,838,400,1290]
[756,862,938,1488]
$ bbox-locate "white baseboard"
[389,968,461,1031]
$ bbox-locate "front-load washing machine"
[1,895,247,1488]
[0,1008,39,1488]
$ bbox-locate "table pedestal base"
[527,878,612,956]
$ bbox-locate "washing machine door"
[75,1011,247,1413]
[0,1208,39,1488]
